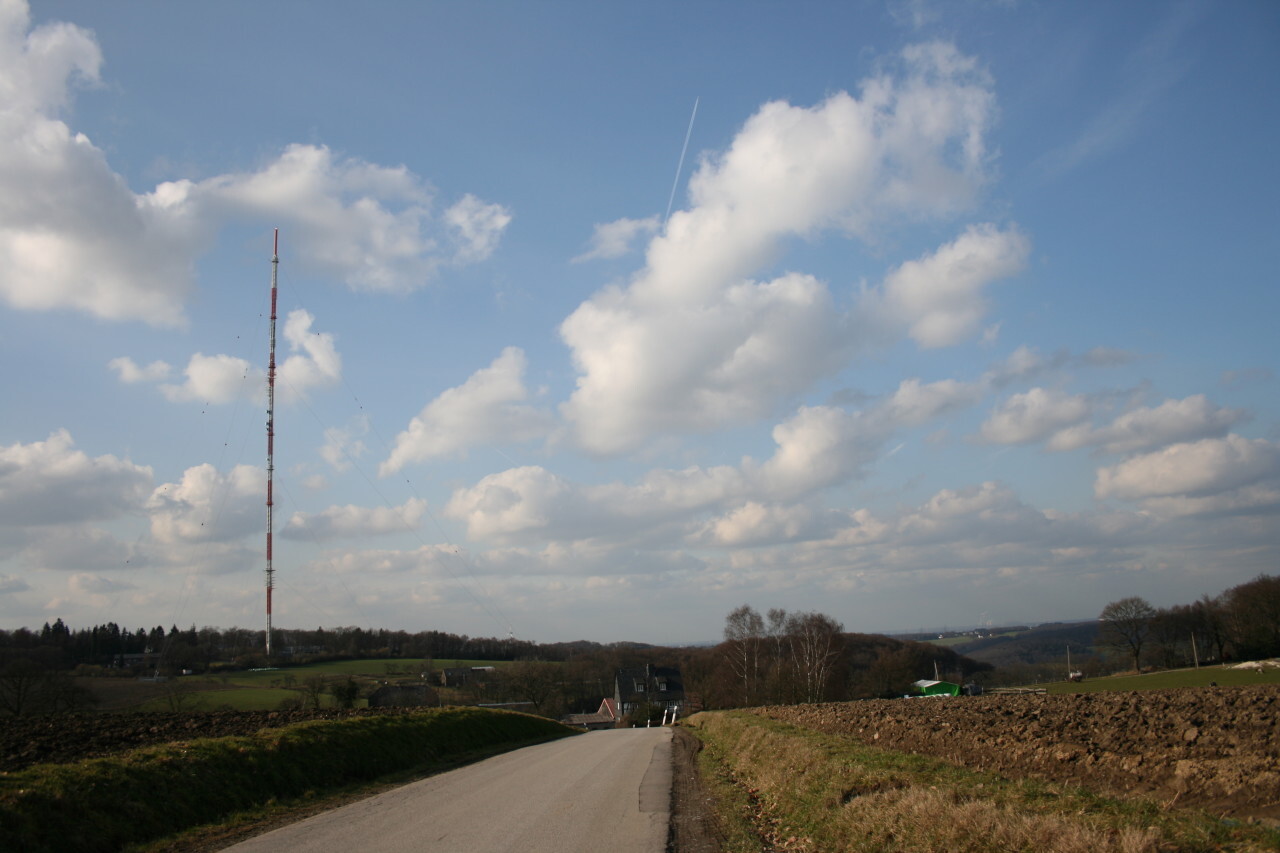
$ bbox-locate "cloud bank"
[0,1,511,327]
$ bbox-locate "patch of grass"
[211,658,421,687]
[690,730,771,853]
[0,707,576,853]
[683,711,1280,852]
[1043,665,1280,694]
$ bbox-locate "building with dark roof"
[614,664,685,720]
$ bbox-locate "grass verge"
[683,711,1280,852]
[0,707,575,853]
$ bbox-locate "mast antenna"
[265,229,279,658]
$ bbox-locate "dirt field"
[752,684,1280,823]
[0,708,417,771]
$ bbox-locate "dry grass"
[841,787,1161,853]
[684,711,1280,852]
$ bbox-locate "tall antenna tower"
[265,229,279,658]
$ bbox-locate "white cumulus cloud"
[444,380,977,547]
[147,463,261,544]
[979,387,1092,445]
[444,193,512,265]
[108,357,172,384]
[277,309,342,399]
[1095,435,1280,502]
[1048,395,1244,454]
[572,216,661,262]
[0,430,152,527]
[160,353,257,404]
[283,498,427,542]
[560,42,1004,455]
[0,3,510,326]
[381,347,553,474]
[883,377,984,426]
[878,223,1030,348]
[132,308,339,405]
[697,502,817,547]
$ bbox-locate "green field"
[218,658,511,683]
[73,655,529,712]
[172,657,527,710]
[78,657,529,712]
[133,687,307,712]
[214,657,430,686]
[1041,663,1280,693]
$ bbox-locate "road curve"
[221,726,673,853]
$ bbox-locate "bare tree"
[1195,594,1230,662]
[1223,574,1280,660]
[860,646,919,698]
[331,677,360,709]
[503,660,562,715]
[161,677,200,712]
[0,659,46,716]
[785,611,843,704]
[300,675,326,709]
[722,605,764,706]
[763,608,789,702]
[1099,596,1156,672]
[0,657,96,716]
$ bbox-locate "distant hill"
[945,621,1100,668]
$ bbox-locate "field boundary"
[683,710,1280,852]
[0,708,576,853]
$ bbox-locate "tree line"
[0,620,615,677]
[710,605,992,708]
[1099,573,1279,672]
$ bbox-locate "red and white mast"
[265,229,279,657]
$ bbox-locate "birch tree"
[722,605,764,706]
[785,611,843,704]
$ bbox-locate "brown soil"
[0,708,425,771]
[669,726,725,853]
[751,684,1280,823]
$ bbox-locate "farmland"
[75,657,504,713]
[1042,663,1280,693]
[751,685,1280,821]
[687,683,1280,851]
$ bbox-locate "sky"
[1,0,1277,645]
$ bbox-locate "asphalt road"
[221,726,673,853]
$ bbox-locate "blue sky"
[1,0,1276,644]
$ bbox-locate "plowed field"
[0,708,416,771]
[753,685,1280,822]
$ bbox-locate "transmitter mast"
[265,229,279,657]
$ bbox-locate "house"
[615,664,685,720]
[563,698,621,730]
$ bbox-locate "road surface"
[221,726,673,853]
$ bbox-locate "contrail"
[665,96,700,225]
